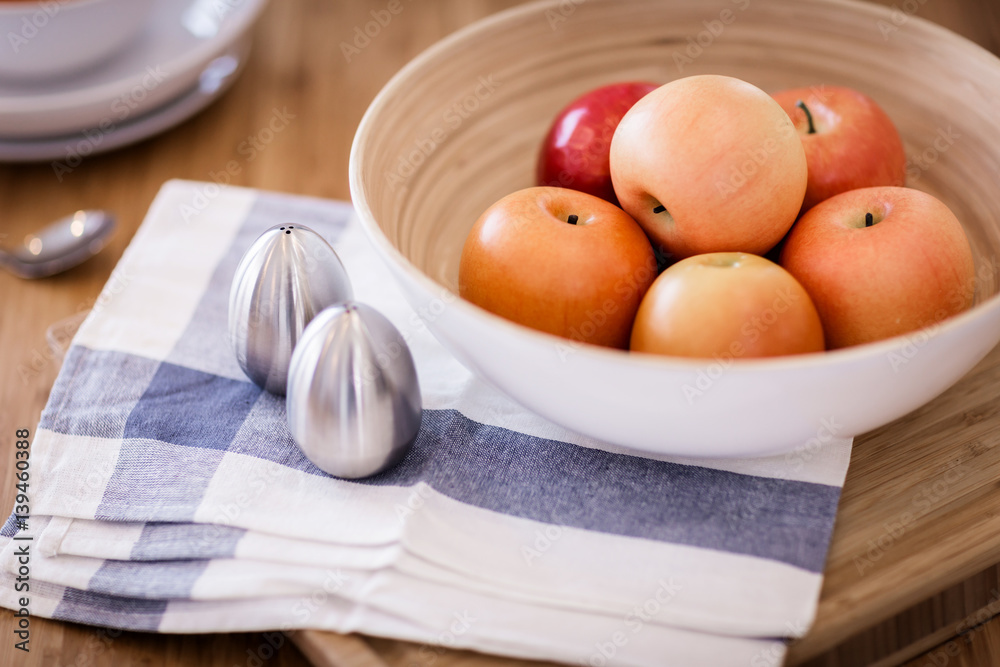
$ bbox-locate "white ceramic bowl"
[350,0,1000,458]
[0,0,154,80]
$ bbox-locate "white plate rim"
[0,39,250,162]
[0,0,266,116]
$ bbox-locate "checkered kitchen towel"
[0,180,852,666]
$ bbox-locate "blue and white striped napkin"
[1,180,852,666]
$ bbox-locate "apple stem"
[567,214,579,225]
[652,205,666,214]
[796,100,816,134]
[865,212,874,227]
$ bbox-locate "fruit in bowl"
[536,81,658,207]
[610,74,807,260]
[780,186,976,349]
[350,0,1000,457]
[631,253,825,359]
[459,186,656,349]
[460,74,977,359]
[772,85,907,213]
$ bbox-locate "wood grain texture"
[788,341,1000,665]
[287,631,389,667]
[900,612,1000,667]
[0,0,998,666]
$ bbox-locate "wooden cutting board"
[289,339,1000,666]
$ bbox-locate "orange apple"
[780,186,975,349]
[459,186,657,349]
[772,85,906,214]
[610,75,807,260]
[630,252,825,359]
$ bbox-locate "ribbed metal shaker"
[228,224,353,395]
[286,302,422,479]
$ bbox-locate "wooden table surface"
[1,1,999,666]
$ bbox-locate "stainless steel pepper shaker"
[229,224,352,395]
[286,302,422,478]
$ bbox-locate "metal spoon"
[0,210,115,279]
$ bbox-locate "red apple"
[537,81,659,206]
[772,85,906,213]
[630,252,825,359]
[610,75,807,260]
[459,186,656,349]
[780,186,975,349]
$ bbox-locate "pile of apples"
[459,75,976,358]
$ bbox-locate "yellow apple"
[611,75,807,260]
[630,252,825,358]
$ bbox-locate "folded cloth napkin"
[0,180,853,666]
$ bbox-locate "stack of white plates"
[0,0,266,162]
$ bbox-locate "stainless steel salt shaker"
[229,224,352,395]
[286,302,422,479]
